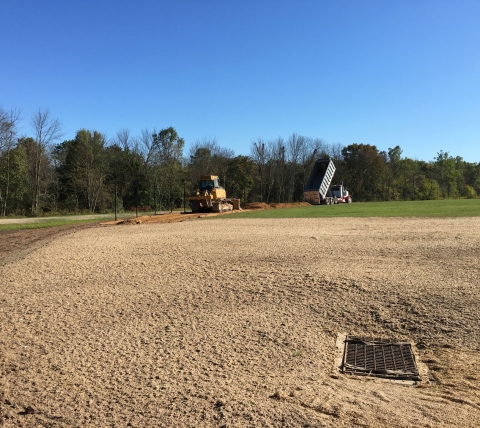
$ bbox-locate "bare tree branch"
[30,109,63,213]
[31,108,63,149]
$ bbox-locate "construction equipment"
[331,184,352,203]
[303,158,353,204]
[187,175,240,213]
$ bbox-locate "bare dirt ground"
[0,215,479,427]
[100,203,311,226]
[0,224,92,268]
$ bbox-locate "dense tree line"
[1,106,479,216]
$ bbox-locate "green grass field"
[2,200,478,231]
[0,211,151,232]
[225,199,480,219]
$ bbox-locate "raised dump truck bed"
[303,158,336,205]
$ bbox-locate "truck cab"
[330,184,352,203]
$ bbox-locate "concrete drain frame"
[339,335,421,381]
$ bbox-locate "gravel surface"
[1,217,479,427]
[0,224,92,267]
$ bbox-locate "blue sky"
[1,0,479,162]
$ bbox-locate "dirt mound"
[237,202,310,210]
[102,212,200,226]
[101,211,226,226]
[270,202,310,209]
[243,202,271,210]
[100,202,311,226]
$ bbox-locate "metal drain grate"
[341,337,420,381]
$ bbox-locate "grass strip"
[0,219,103,231]
[224,199,480,219]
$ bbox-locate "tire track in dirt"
[0,224,94,267]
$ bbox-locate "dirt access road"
[0,203,303,267]
[0,203,301,265]
[0,211,479,427]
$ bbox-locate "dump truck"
[303,158,352,204]
[187,175,240,213]
[331,184,352,203]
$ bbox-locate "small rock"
[24,406,35,415]
[270,390,288,400]
[214,399,226,408]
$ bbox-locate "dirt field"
[1,216,479,427]
[0,225,92,268]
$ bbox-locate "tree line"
[1,106,479,216]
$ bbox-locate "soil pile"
[101,202,310,226]
[243,202,310,210]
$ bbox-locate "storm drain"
[341,336,420,381]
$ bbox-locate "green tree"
[341,144,386,201]
[386,146,403,200]
[0,107,22,215]
[152,127,185,209]
[434,151,461,198]
[462,162,480,196]
[0,145,28,215]
[225,155,255,202]
[56,130,107,212]
[397,158,424,201]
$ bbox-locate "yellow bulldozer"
[187,175,240,213]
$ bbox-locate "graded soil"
[0,216,479,427]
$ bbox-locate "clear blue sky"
[1,0,479,162]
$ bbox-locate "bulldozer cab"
[198,176,222,193]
